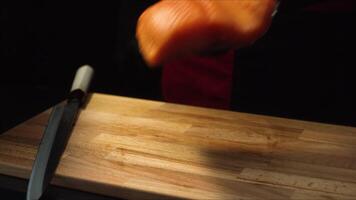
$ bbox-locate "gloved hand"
[136,0,277,66]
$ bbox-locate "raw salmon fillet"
[136,0,276,66]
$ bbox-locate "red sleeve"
[162,51,234,109]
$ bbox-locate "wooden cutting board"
[0,93,356,199]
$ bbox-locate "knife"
[26,65,94,200]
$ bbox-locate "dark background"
[1,1,160,133]
[0,0,355,198]
[232,8,356,126]
[1,1,355,134]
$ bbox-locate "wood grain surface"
[0,93,356,199]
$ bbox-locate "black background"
[1,1,355,133]
[1,1,160,133]
[232,9,356,126]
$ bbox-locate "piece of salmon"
[136,0,277,66]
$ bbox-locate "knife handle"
[69,65,94,102]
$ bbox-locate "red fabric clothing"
[161,0,355,110]
[162,51,234,109]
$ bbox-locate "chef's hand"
[136,0,277,67]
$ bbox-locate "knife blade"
[26,65,94,200]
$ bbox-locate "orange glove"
[136,0,277,67]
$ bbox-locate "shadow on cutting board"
[202,128,356,199]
